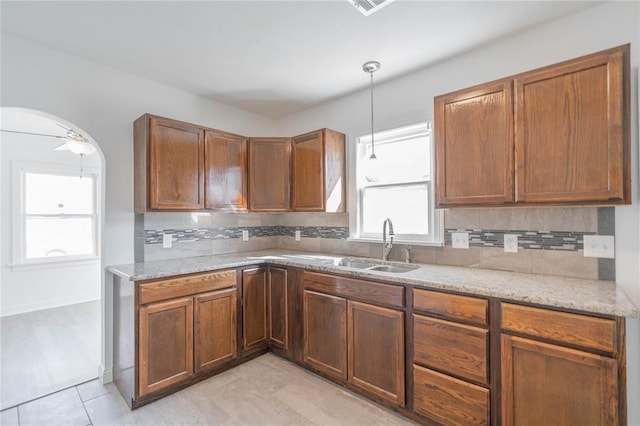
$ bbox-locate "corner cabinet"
[247,138,291,212]
[291,129,346,212]
[435,44,630,208]
[134,115,205,211]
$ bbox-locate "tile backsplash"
[138,207,614,281]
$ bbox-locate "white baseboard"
[99,364,113,384]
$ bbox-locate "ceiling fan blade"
[55,122,73,132]
[54,143,70,151]
[0,129,67,139]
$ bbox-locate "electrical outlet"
[504,234,518,253]
[583,235,615,258]
[295,230,301,241]
[242,230,249,242]
[162,233,172,248]
[452,232,469,249]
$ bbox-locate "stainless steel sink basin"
[336,259,376,269]
[367,264,417,273]
[335,258,418,273]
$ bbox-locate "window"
[351,122,442,245]
[13,163,100,265]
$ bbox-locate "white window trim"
[11,160,102,267]
[347,120,443,247]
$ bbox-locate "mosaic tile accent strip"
[445,229,597,251]
[145,226,349,244]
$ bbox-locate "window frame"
[348,121,443,246]
[11,161,101,267]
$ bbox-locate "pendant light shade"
[363,61,380,159]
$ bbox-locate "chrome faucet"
[382,218,394,261]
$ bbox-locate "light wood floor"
[1,353,415,425]
[1,300,101,410]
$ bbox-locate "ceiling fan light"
[67,139,96,155]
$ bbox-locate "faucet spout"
[382,218,394,261]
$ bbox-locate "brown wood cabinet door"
[248,138,290,211]
[138,297,194,397]
[514,47,628,203]
[348,300,405,406]
[268,267,288,350]
[435,79,514,207]
[149,117,204,210]
[303,290,347,381]
[242,267,268,351]
[205,130,248,211]
[291,131,324,211]
[194,288,237,373]
[501,334,618,426]
[414,364,489,426]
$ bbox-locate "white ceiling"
[1,1,602,119]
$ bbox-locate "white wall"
[1,131,102,316]
[277,2,640,423]
[0,33,279,382]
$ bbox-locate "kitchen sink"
[335,258,419,273]
[367,264,417,273]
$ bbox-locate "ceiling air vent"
[349,0,396,16]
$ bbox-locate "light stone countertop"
[108,249,638,318]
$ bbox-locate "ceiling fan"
[1,123,96,155]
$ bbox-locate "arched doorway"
[0,107,105,409]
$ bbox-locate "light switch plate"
[504,234,518,253]
[583,235,615,258]
[162,233,172,248]
[452,232,469,249]
[295,230,301,241]
[242,230,249,242]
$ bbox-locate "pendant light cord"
[369,71,376,159]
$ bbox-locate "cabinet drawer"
[414,315,488,385]
[414,364,489,426]
[303,272,404,308]
[501,303,615,353]
[413,288,488,325]
[139,269,237,304]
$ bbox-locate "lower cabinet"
[241,267,268,352]
[138,297,194,397]
[194,289,237,372]
[411,288,490,425]
[302,272,405,407]
[348,300,405,406]
[303,290,348,380]
[501,303,620,425]
[137,269,238,400]
[268,267,288,350]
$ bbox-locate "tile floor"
[0,353,415,425]
[1,300,101,409]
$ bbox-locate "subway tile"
[0,408,19,426]
[445,209,480,229]
[436,246,482,267]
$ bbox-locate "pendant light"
[363,61,380,159]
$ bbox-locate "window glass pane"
[25,173,94,214]
[25,217,94,259]
[361,135,429,185]
[362,185,428,235]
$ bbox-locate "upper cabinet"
[205,130,248,212]
[291,129,346,212]
[248,138,291,212]
[135,115,205,211]
[435,44,630,208]
[134,114,346,213]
